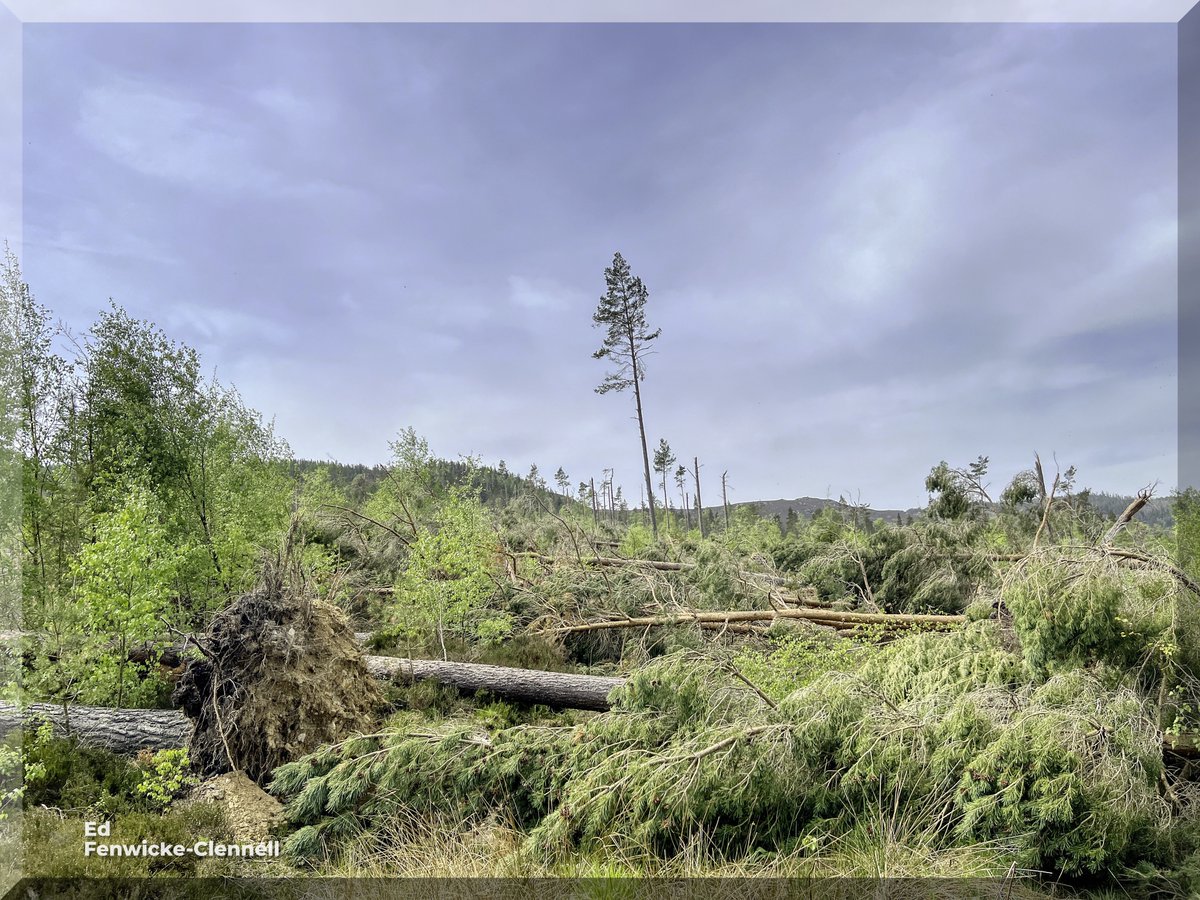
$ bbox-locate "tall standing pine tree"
[653,438,676,518]
[592,252,661,538]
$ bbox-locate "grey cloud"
[18,22,1179,507]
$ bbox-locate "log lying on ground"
[0,702,191,754]
[524,552,804,590]
[535,607,966,636]
[0,656,626,752]
[6,659,1195,760]
[367,656,622,712]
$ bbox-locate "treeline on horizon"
[0,246,1192,709]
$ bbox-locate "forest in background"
[1,248,1200,894]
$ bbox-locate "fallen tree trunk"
[8,655,1196,766]
[0,702,191,754]
[536,607,966,636]
[524,552,803,590]
[367,657,622,711]
[0,656,626,752]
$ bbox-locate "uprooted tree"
[171,562,384,785]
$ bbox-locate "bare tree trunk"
[0,659,627,752]
[629,359,659,539]
[693,457,705,538]
[1101,487,1154,546]
[590,477,598,527]
[366,657,622,711]
[722,470,730,531]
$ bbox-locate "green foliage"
[860,622,1032,703]
[274,628,1186,881]
[0,722,52,821]
[393,483,510,645]
[20,802,247,878]
[1003,556,1167,675]
[619,523,655,558]
[925,457,989,521]
[718,506,782,556]
[68,485,179,707]
[732,631,866,701]
[592,251,660,396]
[954,673,1166,876]
[22,733,149,816]
[774,517,989,614]
[1176,488,1200,579]
[134,749,200,810]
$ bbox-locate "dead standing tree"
[722,470,731,531]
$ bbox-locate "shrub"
[134,749,200,810]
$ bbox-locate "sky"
[17,22,1179,509]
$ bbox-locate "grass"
[311,808,1048,894]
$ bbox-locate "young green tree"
[652,438,676,516]
[0,249,72,618]
[70,485,178,707]
[554,466,570,497]
[1175,488,1200,578]
[592,252,662,539]
[78,303,290,613]
[394,483,506,657]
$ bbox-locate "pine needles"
[270,623,1192,881]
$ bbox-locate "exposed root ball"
[173,586,383,785]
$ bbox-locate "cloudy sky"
[19,23,1177,509]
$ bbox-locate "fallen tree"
[522,551,807,590]
[0,702,191,755]
[535,607,966,636]
[5,651,1196,759]
[0,657,626,752]
[367,656,622,711]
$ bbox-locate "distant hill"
[714,497,924,531]
[290,458,570,511]
[716,491,1175,532]
[1084,492,1174,528]
[287,459,1176,532]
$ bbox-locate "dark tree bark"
[0,702,191,754]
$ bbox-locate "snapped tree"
[592,252,661,539]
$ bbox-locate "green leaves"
[393,484,508,645]
[68,485,179,706]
